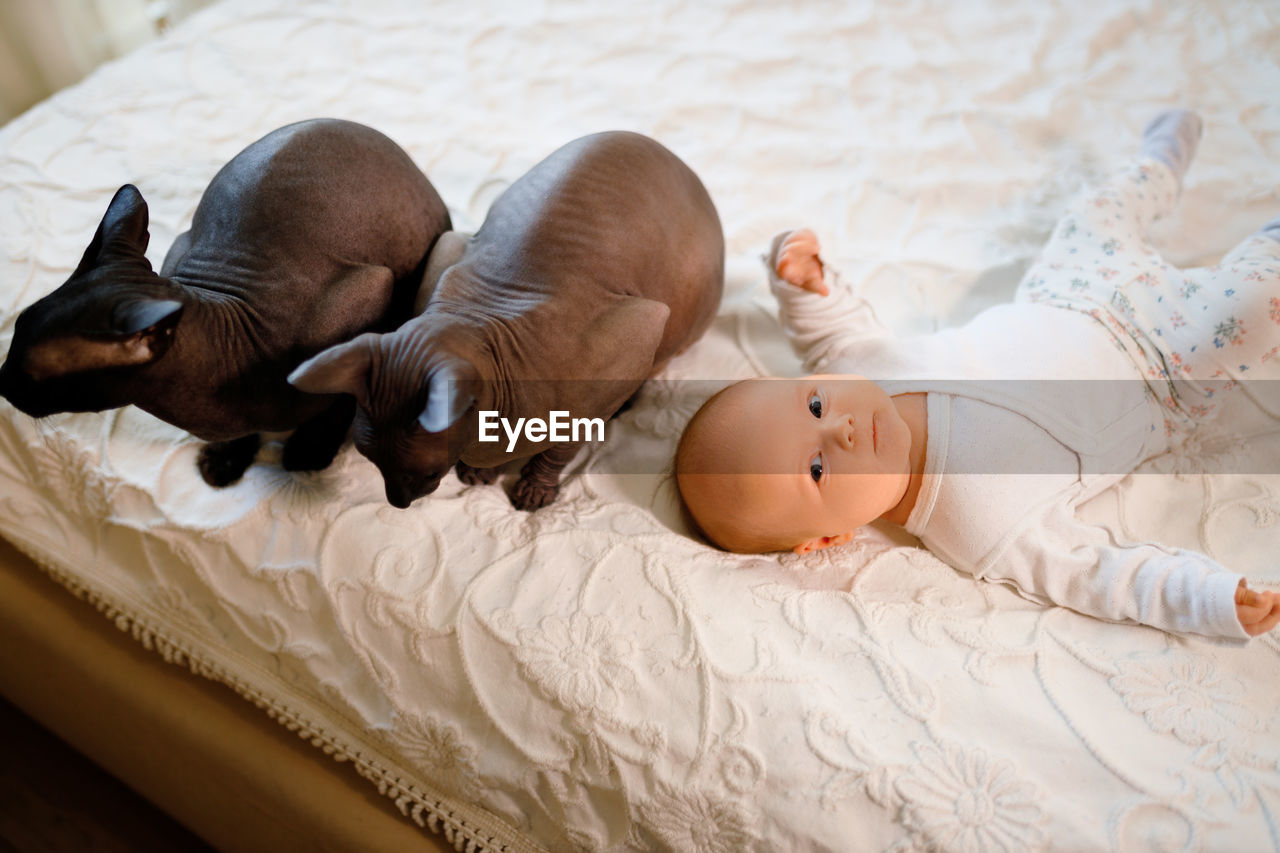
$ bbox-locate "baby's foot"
[1259,214,1280,243]
[1140,109,1203,183]
[773,229,827,294]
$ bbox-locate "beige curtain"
[0,0,213,125]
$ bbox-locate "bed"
[1,1,1278,850]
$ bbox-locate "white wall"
[0,0,214,124]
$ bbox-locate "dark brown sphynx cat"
[0,119,450,486]
[289,131,724,509]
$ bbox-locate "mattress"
[1,1,1278,850]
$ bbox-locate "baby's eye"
[807,392,823,418]
[809,453,823,483]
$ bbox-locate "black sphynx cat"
[289,131,724,509]
[0,119,450,486]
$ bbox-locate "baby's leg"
[1164,215,1280,416]
[1202,215,1280,366]
[1247,215,1280,247]
[1081,110,1200,238]
[1036,110,1201,272]
[1219,216,1280,372]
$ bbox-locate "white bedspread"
[2,1,1279,850]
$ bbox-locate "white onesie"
[765,158,1280,642]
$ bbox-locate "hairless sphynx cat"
[0,119,450,486]
[289,130,724,509]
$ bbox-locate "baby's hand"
[1235,580,1280,637]
[775,229,828,296]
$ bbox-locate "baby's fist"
[776,229,828,295]
[1235,580,1280,637]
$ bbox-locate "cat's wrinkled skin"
[0,119,450,486]
[291,131,724,509]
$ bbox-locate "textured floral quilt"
[0,1,1278,850]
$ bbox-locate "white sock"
[1139,109,1203,183]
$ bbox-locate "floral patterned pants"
[1017,157,1280,430]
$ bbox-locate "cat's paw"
[510,476,559,511]
[456,460,500,485]
[197,435,260,487]
[281,434,340,472]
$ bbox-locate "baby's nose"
[828,414,856,449]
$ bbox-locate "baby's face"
[680,374,913,551]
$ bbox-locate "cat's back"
[185,119,447,278]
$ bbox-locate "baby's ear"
[793,532,855,555]
[418,359,480,434]
[288,333,378,405]
[793,539,820,556]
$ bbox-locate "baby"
[677,110,1280,642]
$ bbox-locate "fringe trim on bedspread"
[5,535,542,853]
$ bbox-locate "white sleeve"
[763,231,893,374]
[980,496,1250,643]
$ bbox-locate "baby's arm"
[1236,581,1280,637]
[774,229,828,295]
[982,496,1258,642]
[765,229,893,372]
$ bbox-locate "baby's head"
[676,374,913,554]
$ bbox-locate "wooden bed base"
[0,535,451,853]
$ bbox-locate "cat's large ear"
[21,298,184,380]
[76,185,151,272]
[288,333,378,405]
[109,298,184,336]
[418,359,479,434]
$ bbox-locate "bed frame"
[0,535,453,852]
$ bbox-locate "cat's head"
[289,328,483,508]
[0,185,184,415]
